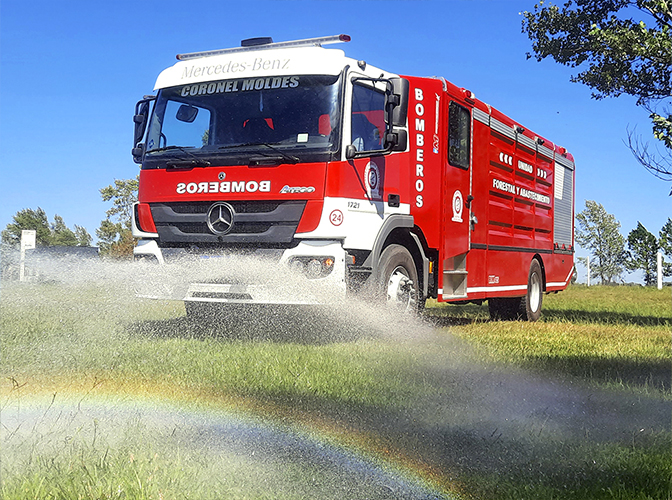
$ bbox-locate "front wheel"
[375,244,422,313]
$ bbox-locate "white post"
[20,230,36,282]
[658,250,663,290]
[586,256,590,287]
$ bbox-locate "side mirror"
[388,77,409,127]
[385,129,407,152]
[132,96,155,163]
[348,76,409,156]
[176,104,199,123]
[133,100,151,145]
[382,78,409,151]
[345,144,358,160]
[132,144,145,159]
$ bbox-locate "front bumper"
[133,239,347,305]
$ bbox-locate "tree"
[1,208,92,248]
[1,207,51,247]
[659,217,672,276]
[575,200,627,284]
[625,222,659,285]
[50,214,78,246]
[522,1,672,194]
[74,225,93,247]
[96,177,138,258]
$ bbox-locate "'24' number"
[329,210,343,226]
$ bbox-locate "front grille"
[150,200,306,245]
[168,201,284,214]
[173,222,273,234]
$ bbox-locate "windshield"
[145,75,341,165]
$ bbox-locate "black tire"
[488,259,543,322]
[375,244,422,313]
[521,259,543,321]
[488,297,521,321]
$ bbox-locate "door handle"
[466,194,474,208]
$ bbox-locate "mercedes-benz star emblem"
[206,202,235,235]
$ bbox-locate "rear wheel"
[521,258,543,321]
[488,297,520,321]
[375,244,421,313]
[488,259,543,321]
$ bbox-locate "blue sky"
[1,0,670,282]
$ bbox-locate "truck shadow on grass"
[425,304,671,328]
[543,307,672,327]
[519,355,671,393]
[128,304,371,345]
[541,308,671,393]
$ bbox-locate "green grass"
[3,397,402,500]
[0,283,431,411]
[427,285,671,396]
[425,285,672,499]
[2,281,671,499]
[1,282,445,499]
[456,436,672,500]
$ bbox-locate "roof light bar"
[176,34,351,61]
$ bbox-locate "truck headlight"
[289,257,335,279]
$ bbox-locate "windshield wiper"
[219,142,272,150]
[149,145,180,153]
[148,145,211,168]
[219,142,300,164]
[166,159,211,168]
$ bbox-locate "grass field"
[1,280,670,499]
[426,285,671,499]
[427,285,671,396]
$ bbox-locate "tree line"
[1,178,137,259]
[1,208,92,248]
[576,200,671,285]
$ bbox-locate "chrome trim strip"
[490,118,515,140]
[555,153,575,170]
[517,134,536,150]
[473,107,490,125]
[537,144,555,159]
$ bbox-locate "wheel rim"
[386,265,416,310]
[529,272,541,312]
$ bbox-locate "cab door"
[441,99,472,299]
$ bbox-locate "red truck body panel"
[402,75,574,302]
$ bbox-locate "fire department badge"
[364,161,381,200]
[452,190,463,223]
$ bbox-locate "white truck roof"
[154,36,393,90]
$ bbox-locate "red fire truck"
[131,35,575,321]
